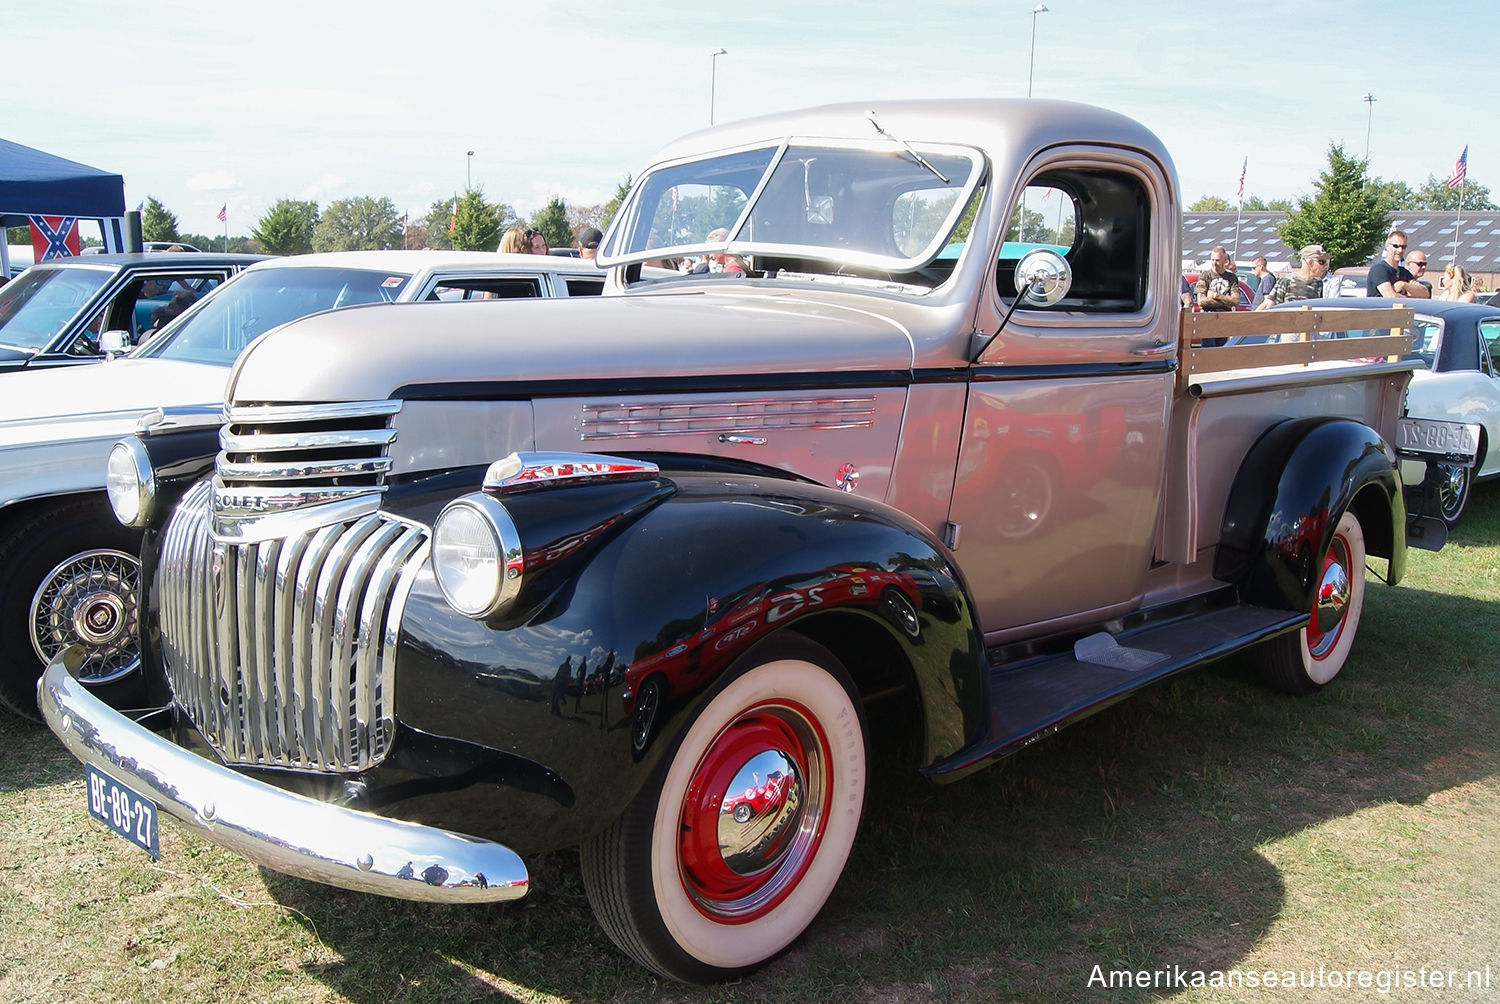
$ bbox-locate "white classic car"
[0,249,606,719]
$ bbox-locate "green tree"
[450,190,504,251]
[599,175,633,231]
[420,198,457,250]
[1370,178,1416,211]
[1278,144,1387,271]
[252,199,319,255]
[1406,174,1496,212]
[1189,195,1232,211]
[141,197,181,242]
[312,196,403,252]
[529,197,574,251]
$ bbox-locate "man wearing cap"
[1367,230,1424,297]
[1255,244,1331,309]
[576,226,602,260]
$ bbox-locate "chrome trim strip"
[219,428,398,453]
[580,396,877,440]
[216,457,394,481]
[225,400,404,423]
[40,655,527,904]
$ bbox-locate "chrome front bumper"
[39,651,528,904]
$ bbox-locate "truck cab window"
[1001,168,1150,313]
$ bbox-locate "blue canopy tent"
[1,137,127,276]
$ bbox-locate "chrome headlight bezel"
[105,438,156,528]
[431,494,524,619]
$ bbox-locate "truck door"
[950,152,1178,637]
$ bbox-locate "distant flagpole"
[217,203,228,252]
[1233,156,1247,263]
[1448,145,1468,266]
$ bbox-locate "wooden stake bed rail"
[1177,305,1415,393]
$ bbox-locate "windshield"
[601,140,984,279]
[0,265,112,350]
[135,266,413,366]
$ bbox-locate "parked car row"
[0,249,608,718]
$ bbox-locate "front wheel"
[1259,509,1366,695]
[0,500,143,720]
[581,636,867,982]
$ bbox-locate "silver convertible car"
[0,250,607,719]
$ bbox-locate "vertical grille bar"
[331,520,407,764]
[309,516,383,769]
[355,530,428,763]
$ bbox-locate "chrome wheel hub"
[715,750,803,876]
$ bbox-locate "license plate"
[1396,417,1480,465]
[85,764,159,860]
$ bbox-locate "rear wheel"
[1430,462,1471,528]
[0,500,143,720]
[581,636,867,982]
[1259,509,1366,695]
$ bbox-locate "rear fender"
[1214,417,1403,612]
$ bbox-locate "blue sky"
[6,1,1494,237]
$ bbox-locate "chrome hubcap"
[1308,539,1351,660]
[30,549,141,683]
[715,750,803,876]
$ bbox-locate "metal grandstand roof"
[1182,210,1500,274]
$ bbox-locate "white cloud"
[187,171,239,192]
[299,175,348,202]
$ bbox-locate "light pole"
[1361,93,1376,161]
[1027,4,1049,98]
[466,150,474,192]
[710,48,727,125]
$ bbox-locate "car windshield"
[0,265,112,351]
[135,266,414,366]
[600,140,984,280]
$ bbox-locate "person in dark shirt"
[1194,246,1239,311]
[1367,230,1424,297]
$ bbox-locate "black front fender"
[385,470,983,852]
[1215,417,1404,612]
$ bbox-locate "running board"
[924,604,1304,778]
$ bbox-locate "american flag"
[1448,146,1468,190]
[217,204,227,223]
[1237,157,1247,206]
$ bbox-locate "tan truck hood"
[229,288,921,404]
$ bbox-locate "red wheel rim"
[677,700,832,922]
[1306,534,1352,661]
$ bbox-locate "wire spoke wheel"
[29,548,141,683]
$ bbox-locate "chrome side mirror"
[1014,248,1071,306]
[100,329,132,358]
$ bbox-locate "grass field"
[2,490,1497,1003]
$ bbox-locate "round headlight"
[105,439,155,527]
[432,496,523,618]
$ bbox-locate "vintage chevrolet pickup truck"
[40,100,1460,982]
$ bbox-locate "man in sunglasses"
[1367,230,1425,297]
[1404,250,1433,294]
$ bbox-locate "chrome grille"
[214,400,402,518]
[159,479,429,772]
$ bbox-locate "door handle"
[718,434,767,445]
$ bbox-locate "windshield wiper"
[866,110,949,184]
